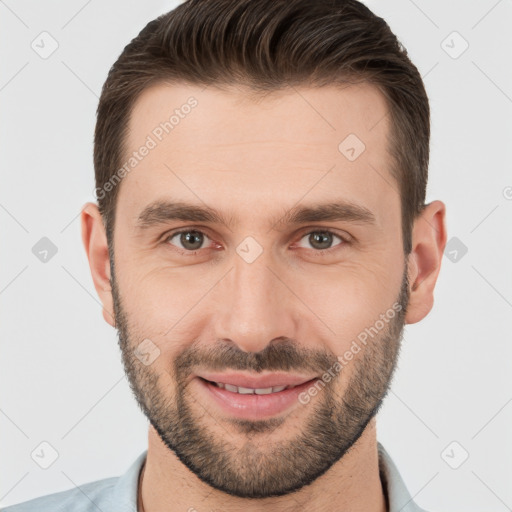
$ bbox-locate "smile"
[205,380,297,394]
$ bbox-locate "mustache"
[174,337,338,376]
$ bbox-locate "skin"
[81,82,446,511]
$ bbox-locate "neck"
[139,418,387,512]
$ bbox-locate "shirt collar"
[378,442,428,512]
[110,450,147,512]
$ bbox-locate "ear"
[81,202,116,327]
[405,200,447,324]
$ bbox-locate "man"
[3,0,446,510]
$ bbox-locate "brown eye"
[166,230,209,251]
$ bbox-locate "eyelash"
[162,228,351,256]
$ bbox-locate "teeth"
[254,387,273,395]
[213,382,293,394]
[237,386,255,394]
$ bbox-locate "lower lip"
[195,377,318,420]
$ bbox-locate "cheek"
[120,286,180,338]
[294,259,404,353]
[117,261,204,323]
[115,264,221,374]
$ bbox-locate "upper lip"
[196,372,317,389]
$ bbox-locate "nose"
[212,249,299,353]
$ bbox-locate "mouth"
[194,372,319,420]
[203,380,298,395]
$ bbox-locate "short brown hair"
[94,0,429,254]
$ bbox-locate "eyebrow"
[135,199,376,230]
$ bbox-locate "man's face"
[109,82,408,498]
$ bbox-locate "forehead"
[118,81,397,228]
[127,81,390,150]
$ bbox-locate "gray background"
[1,1,511,510]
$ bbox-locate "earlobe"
[81,202,116,327]
[404,200,447,325]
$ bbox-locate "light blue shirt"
[1,443,429,511]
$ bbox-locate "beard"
[111,261,409,499]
